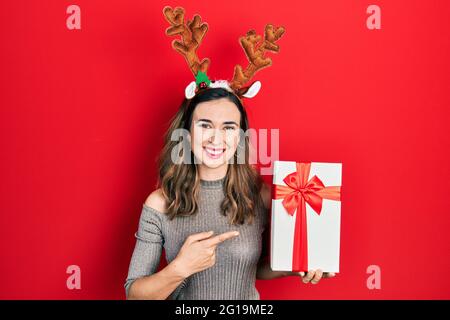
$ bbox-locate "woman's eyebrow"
[196,119,239,126]
[222,121,239,126]
[196,119,212,123]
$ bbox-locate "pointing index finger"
[204,231,239,247]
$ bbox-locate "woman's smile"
[203,146,226,159]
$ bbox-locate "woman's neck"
[197,164,228,181]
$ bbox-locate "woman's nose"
[208,129,224,144]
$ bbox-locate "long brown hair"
[157,87,264,225]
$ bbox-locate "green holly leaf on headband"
[195,71,211,86]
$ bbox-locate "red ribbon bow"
[273,162,341,272]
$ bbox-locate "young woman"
[124,87,335,300]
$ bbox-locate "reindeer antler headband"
[163,6,285,100]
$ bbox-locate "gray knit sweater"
[124,176,268,299]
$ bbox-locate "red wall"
[1,0,449,299]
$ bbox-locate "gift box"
[270,160,342,273]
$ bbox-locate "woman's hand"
[296,269,336,284]
[171,230,240,279]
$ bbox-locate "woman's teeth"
[204,147,225,158]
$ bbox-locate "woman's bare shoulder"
[144,188,168,214]
[260,182,272,209]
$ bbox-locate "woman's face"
[189,98,241,169]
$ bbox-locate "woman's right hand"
[171,230,240,278]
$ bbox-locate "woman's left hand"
[297,269,335,284]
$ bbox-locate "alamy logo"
[367,5,381,30]
[66,265,81,290]
[366,265,381,290]
[66,5,81,30]
[169,128,279,175]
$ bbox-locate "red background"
[1,0,449,299]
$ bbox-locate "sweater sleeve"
[124,204,164,298]
[259,205,271,263]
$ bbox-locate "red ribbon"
[273,162,341,272]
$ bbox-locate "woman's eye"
[200,123,211,129]
[223,126,236,131]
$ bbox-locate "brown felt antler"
[163,6,210,77]
[229,24,285,92]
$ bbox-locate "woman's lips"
[203,146,225,159]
